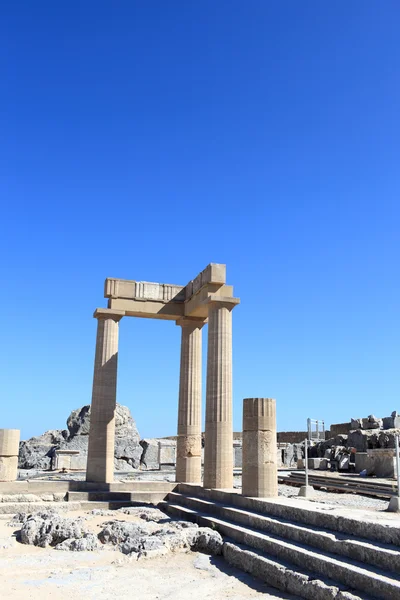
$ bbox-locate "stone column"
[242,398,278,497]
[0,429,20,481]
[204,298,239,489]
[175,318,205,484]
[86,308,124,483]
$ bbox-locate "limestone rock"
[20,510,90,548]
[54,533,100,551]
[347,429,373,452]
[188,528,223,555]
[66,404,140,441]
[351,418,362,430]
[139,439,160,469]
[98,520,148,545]
[114,436,142,469]
[19,403,142,471]
[66,406,91,437]
[18,430,67,470]
[119,506,167,522]
[98,517,220,559]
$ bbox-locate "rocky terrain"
[0,519,287,600]
[18,404,143,472]
[10,506,223,559]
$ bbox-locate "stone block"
[319,459,329,470]
[233,443,242,468]
[0,430,20,481]
[383,416,400,430]
[158,441,176,469]
[297,459,304,469]
[367,449,396,478]
[329,422,352,437]
[355,452,370,473]
[307,458,321,469]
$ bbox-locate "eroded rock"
[19,403,142,471]
[54,533,100,551]
[20,510,90,548]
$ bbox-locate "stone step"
[160,501,400,600]
[0,501,82,514]
[0,480,175,494]
[176,483,400,546]
[166,492,400,574]
[223,541,374,600]
[67,490,167,503]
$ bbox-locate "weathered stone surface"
[139,439,159,469]
[114,436,142,469]
[67,406,91,437]
[19,430,67,469]
[54,533,100,551]
[348,428,400,451]
[383,415,400,430]
[98,520,149,545]
[19,510,90,548]
[67,404,139,440]
[19,403,142,471]
[139,438,176,470]
[98,516,222,558]
[188,528,223,555]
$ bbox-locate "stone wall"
[329,422,352,437]
[277,431,308,444]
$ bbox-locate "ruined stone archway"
[86,263,240,489]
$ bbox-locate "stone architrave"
[0,429,20,481]
[242,398,278,498]
[86,309,124,483]
[204,297,239,489]
[175,318,205,484]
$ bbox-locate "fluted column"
[86,308,124,483]
[204,298,239,489]
[175,318,205,483]
[242,398,278,497]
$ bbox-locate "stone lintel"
[176,317,207,328]
[93,308,125,321]
[108,298,184,320]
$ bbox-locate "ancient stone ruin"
[18,403,142,472]
[86,263,240,487]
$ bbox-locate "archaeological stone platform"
[86,263,240,488]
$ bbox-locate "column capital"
[176,317,207,329]
[93,308,125,322]
[206,294,240,311]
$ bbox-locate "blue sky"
[1,2,399,441]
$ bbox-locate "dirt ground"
[0,510,296,600]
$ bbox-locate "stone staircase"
[159,483,400,600]
[67,487,170,509]
[0,480,174,513]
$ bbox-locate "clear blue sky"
[1,2,399,441]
